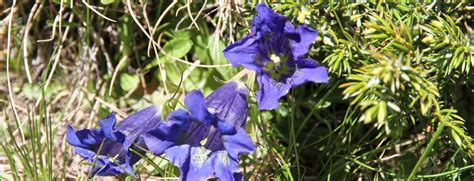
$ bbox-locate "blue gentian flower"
[223,3,328,110]
[143,82,256,181]
[66,105,161,176]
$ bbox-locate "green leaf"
[207,35,226,63]
[162,38,193,60]
[378,101,387,124]
[169,30,191,40]
[119,16,133,56]
[207,35,236,80]
[120,73,140,91]
[451,129,463,147]
[387,102,401,112]
[101,0,118,5]
[194,35,211,63]
[364,105,378,124]
[146,38,193,70]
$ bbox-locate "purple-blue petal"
[223,128,256,160]
[66,125,88,147]
[116,105,161,147]
[214,151,242,181]
[216,119,237,135]
[233,173,244,181]
[186,147,215,180]
[165,145,191,169]
[98,112,120,141]
[143,109,210,156]
[143,109,192,155]
[290,25,319,58]
[212,151,241,181]
[66,106,164,177]
[163,145,192,181]
[184,91,213,125]
[90,159,112,176]
[256,59,328,110]
[84,154,135,177]
[74,146,98,158]
[89,155,135,177]
[142,127,177,156]
[223,35,262,71]
[255,3,287,34]
[256,74,290,110]
[292,58,328,84]
[284,21,297,36]
[203,127,225,152]
[206,81,249,128]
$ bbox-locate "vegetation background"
[1,0,474,180]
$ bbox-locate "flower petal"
[116,105,161,147]
[143,127,176,155]
[66,125,88,147]
[143,109,192,155]
[98,113,116,136]
[185,91,214,125]
[256,74,291,110]
[85,154,134,177]
[255,3,287,33]
[292,58,328,84]
[203,127,225,152]
[67,107,164,177]
[90,155,135,177]
[216,119,237,135]
[223,128,256,160]
[74,146,98,158]
[223,36,262,71]
[256,59,328,110]
[187,147,215,181]
[98,113,125,142]
[206,81,249,130]
[90,159,112,176]
[164,144,192,181]
[290,25,319,58]
[284,21,297,36]
[233,173,244,181]
[212,151,241,181]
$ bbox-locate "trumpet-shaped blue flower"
[223,3,328,110]
[66,106,161,176]
[143,82,255,181]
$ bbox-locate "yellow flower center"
[265,54,291,80]
[270,54,281,64]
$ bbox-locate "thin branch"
[81,0,116,22]
[5,0,25,142]
[22,0,42,83]
[126,0,232,68]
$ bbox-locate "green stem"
[417,165,474,178]
[289,91,301,180]
[295,83,338,138]
[408,122,445,180]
